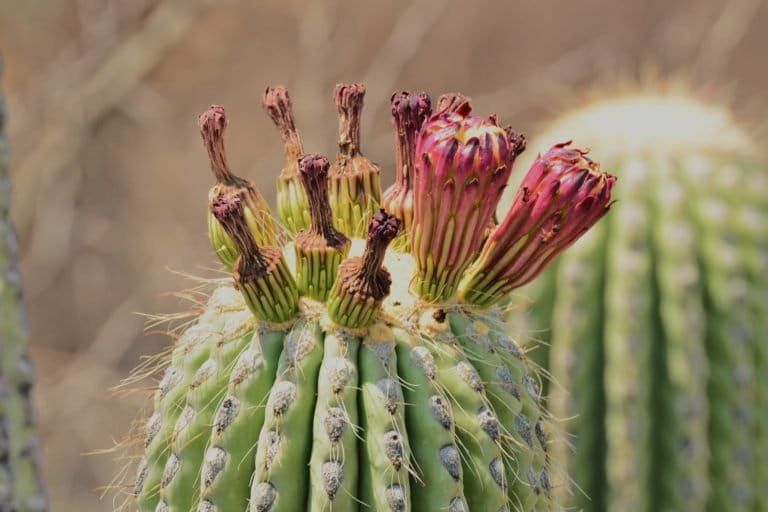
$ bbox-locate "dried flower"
[381,91,432,248]
[328,83,382,238]
[199,105,278,268]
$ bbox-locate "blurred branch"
[695,0,762,79]
[362,0,449,124]
[13,0,210,299]
[293,0,339,151]
[473,33,619,120]
[1,60,48,512]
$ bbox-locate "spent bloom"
[381,91,432,241]
[460,141,616,306]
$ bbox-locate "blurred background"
[0,0,766,509]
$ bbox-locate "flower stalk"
[211,193,299,323]
[294,153,351,301]
[327,210,401,328]
[460,142,616,306]
[199,105,279,268]
[262,86,311,234]
[328,83,382,238]
[381,91,432,249]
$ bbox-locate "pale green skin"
[544,222,607,511]
[197,326,285,511]
[249,319,324,511]
[308,328,360,511]
[132,293,554,512]
[395,327,468,511]
[276,176,311,236]
[515,151,768,512]
[0,85,47,512]
[431,326,508,511]
[158,309,254,512]
[135,317,217,511]
[328,169,382,239]
[450,314,550,512]
[358,329,412,511]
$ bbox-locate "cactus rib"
[197,325,285,511]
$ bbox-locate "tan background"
[1,0,766,509]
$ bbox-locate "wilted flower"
[381,91,432,244]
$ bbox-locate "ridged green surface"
[547,222,606,511]
[129,290,553,512]
[650,156,709,512]
[687,156,755,512]
[0,76,47,512]
[158,309,253,511]
[509,94,767,512]
[603,158,654,512]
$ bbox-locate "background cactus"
[0,64,48,512]
[121,84,615,512]
[506,87,768,512]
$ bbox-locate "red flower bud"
[460,141,615,306]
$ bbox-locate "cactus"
[507,89,768,512]
[124,85,614,512]
[0,65,48,512]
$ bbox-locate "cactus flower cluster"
[124,83,614,512]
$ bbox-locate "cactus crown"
[120,83,615,512]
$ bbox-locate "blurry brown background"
[0,0,766,509]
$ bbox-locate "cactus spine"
[122,84,615,511]
[507,89,767,511]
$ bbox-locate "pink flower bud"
[411,103,525,301]
[460,141,615,306]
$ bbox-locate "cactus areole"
[128,85,614,512]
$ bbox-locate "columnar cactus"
[126,85,614,512]
[0,66,48,512]
[506,89,768,512]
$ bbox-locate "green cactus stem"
[308,327,360,511]
[395,327,467,511]
[250,320,324,511]
[358,322,413,511]
[686,158,755,512]
[156,308,253,512]
[262,86,310,235]
[198,325,285,511]
[0,72,47,512]
[449,313,551,511]
[328,83,382,238]
[425,314,508,511]
[503,89,767,511]
[134,288,237,512]
[545,222,607,511]
[294,153,351,302]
